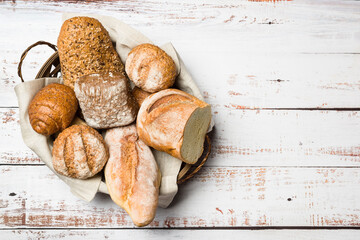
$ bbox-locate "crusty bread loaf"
[132,86,151,106]
[137,89,211,164]
[57,16,125,89]
[28,83,78,136]
[70,116,87,126]
[74,72,138,129]
[52,125,108,179]
[125,44,177,93]
[104,124,160,227]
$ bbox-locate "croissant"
[28,83,78,136]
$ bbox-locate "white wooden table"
[1,0,360,239]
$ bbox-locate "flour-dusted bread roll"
[104,124,160,227]
[52,125,108,179]
[125,44,177,93]
[137,89,211,164]
[28,83,78,136]
[74,72,138,129]
[132,86,151,106]
[57,16,125,89]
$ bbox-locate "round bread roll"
[125,44,177,93]
[132,86,151,106]
[28,83,78,136]
[52,125,109,179]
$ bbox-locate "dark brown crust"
[57,16,125,89]
[28,83,78,136]
[52,125,109,179]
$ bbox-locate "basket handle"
[17,41,57,82]
[177,135,211,184]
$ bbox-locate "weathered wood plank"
[3,229,360,240]
[2,108,360,166]
[1,165,360,228]
[1,0,360,107]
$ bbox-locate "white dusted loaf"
[125,44,177,93]
[74,72,138,129]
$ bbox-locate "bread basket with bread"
[15,14,213,227]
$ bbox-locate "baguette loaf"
[125,44,177,93]
[105,124,160,227]
[74,72,138,129]
[137,89,211,164]
[57,16,125,89]
[28,83,78,136]
[52,125,109,179]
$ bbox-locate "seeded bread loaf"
[74,72,138,129]
[57,16,125,89]
[105,124,160,227]
[28,83,78,136]
[52,125,109,179]
[125,44,177,93]
[137,89,211,164]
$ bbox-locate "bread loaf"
[52,125,108,179]
[132,86,151,106]
[137,89,211,164]
[104,124,160,227]
[74,72,138,129]
[28,83,78,136]
[57,16,125,89]
[125,44,177,93]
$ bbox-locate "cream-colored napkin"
[14,78,102,202]
[15,13,214,207]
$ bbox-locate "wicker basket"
[17,41,211,184]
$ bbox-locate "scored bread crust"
[52,125,109,179]
[28,83,78,136]
[125,44,177,93]
[57,16,125,89]
[104,124,160,227]
[136,89,211,164]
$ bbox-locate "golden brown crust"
[57,16,125,89]
[136,89,210,163]
[52,125,109,179]
[104,125,159,227]
[125,44,177,93]
[132,86,151,106]
[28,83,78,136]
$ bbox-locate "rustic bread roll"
[28,83,78,136]
[125,44,177,93]
[74,72,138,129]
[52,125,108,179]
[104,124,160,227]
[137,89,211,164]
[70,116,87,126]
[132,86,151,106]
[57,16,125,89]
